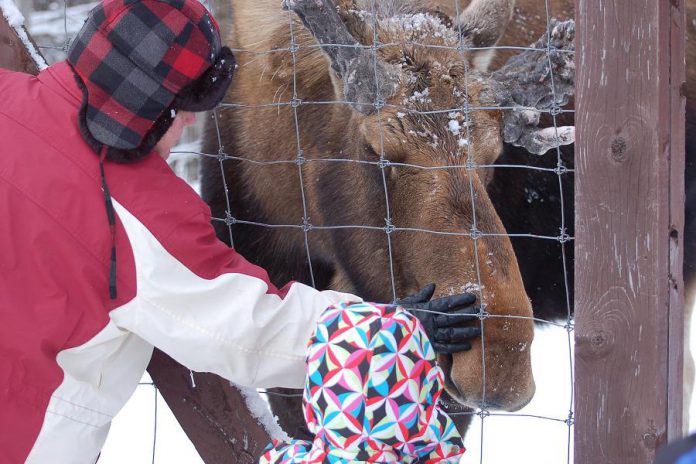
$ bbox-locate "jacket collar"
[37,61,83,107]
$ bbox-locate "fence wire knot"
[374,98,385,110]
[378,158,391,169]
[469,227,481,240]
[565,411,575,426]
[565,317,575,333]
[554,162,568,176]
[477,409,491,419]
[296,150,305,166]
[291,97,302,108]
[384,218,395,235]
[549,101,562,116]
[465,159,477,171]
[216,149,228,163]
[557,228,571,243]
[289,42,299,54]
[302,217,313,232]
[223,212,237,227]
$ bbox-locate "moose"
[201,0,577,435]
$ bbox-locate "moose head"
[277,0,574,412]
[204,0,574,415]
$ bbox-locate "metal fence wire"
[22,0,576,461]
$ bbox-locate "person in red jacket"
[0,0,480,462]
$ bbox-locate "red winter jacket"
[0,62,358,464]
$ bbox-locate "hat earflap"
[72,68,176,163]
[174,46,235,112]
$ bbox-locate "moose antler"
[458,0,516,48]
[489,19,575,155]
[282,0,399,114]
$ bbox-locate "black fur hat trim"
[174,47,235,112]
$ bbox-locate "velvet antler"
[490,19,575,155]
[282,0,399,114]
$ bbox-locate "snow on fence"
[0,0,686,462]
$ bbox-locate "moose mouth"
[439,353,469,406]
[438,352,533,411]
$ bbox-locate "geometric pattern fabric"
[260,302,465,463]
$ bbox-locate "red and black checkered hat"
[68,0,234,162]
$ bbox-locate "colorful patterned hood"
[260,301,465,463]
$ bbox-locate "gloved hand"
[395,283,481,354]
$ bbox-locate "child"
[261,301,465,463]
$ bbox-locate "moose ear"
[282,0,399,115]
[456,0,515,48]
[487,19,576,155]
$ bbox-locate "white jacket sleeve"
[108,200,361,389]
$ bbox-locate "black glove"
[395,283,481,354]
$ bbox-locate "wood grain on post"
[147,350,272,464]
[0,8,272,462]
[669,0,688,440]
[0,9,40,74]
[575,0,685,462]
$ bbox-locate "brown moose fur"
[201,0,539,435]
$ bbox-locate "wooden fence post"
[147,350,273,464]
[0,3,42,74]
[574,0,686,461]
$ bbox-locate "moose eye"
[364,144,380,158]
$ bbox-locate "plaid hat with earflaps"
[66,0,234,301]
[68,0,234,162]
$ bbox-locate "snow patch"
[447,282,483,296]
[383,12,455,44]
[524,187,541,204]
[29,2,96,36]
[447,119,460,136]
[408,127,439,147]
[234,383,290,442]
[446,111,471,149]
[0,0,23,26]
[1,0,48,70]
[405,87,431,104]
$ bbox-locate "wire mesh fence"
[201,0,576,461]
[15,0,577,461]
